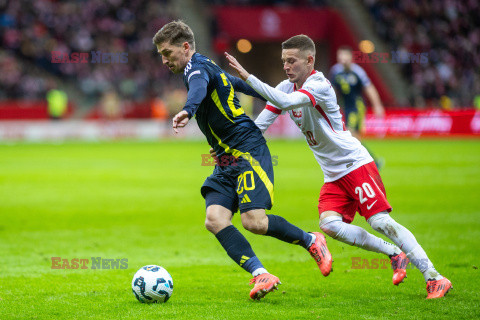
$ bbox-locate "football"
[131,265,173,303]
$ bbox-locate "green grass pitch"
[0,138,479,319]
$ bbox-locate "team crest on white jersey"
[292,109,302,118]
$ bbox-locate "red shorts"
[318,162,392,223]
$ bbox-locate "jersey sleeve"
[246,75,312,110]
[185,65,209,85]
[182,65,210,118]
[254,107,280,133]
[265,103,283,115]
[263,81,287,115]
[225,73,266,101]
[298,77,334,107]
[352,64,371,87]
[183,77,208,118]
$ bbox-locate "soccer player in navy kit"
[152,20,332,300]
[329,46,385,168]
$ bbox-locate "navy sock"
[215,225,264,274]
[266,215,312,249]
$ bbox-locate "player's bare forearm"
[224,52,250,81]
[172,110,189,133]
[364,85,385,117]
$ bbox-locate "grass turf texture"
[0,139,479,319]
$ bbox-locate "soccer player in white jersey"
[223,35,451,299]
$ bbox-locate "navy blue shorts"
[345,99,366,133]
[201,143,274,213]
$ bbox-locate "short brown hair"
[281,35,316,56]
[152,20,195,50]
[338,45,353,53]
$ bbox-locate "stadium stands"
[0,0,181,107]
[0,0,478,122]
[363,0,480,107]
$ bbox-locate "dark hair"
[337,45,353,52]
[152,20,195,50]
[281,35,315,56]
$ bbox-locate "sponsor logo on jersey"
[241,194,251,204]
[366,200,377,210]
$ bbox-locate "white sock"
[307,233,316,248]
[252,268,268,277]
[368,212,443,282]
[406,245,443,282]
[320,216,400,256]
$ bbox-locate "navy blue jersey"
[329,63,371,112]
[182,53,265,158]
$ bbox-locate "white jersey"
[248,70,373,182]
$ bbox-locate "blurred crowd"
[364,0,480,107]
[1,0,478,115]
[205,0,326,5]
[0,0,183,111]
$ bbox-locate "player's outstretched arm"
[225,52,312,111]
[225,73,266,101]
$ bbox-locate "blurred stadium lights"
[236,39,252,54]
[359,40,375,54]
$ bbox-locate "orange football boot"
[426,278,452,299]
[249,273,281,300]
[391,252,409,285]
[308,232,333,276]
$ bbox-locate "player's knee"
[241,211,268,235]
[368,212,394,234]
[319,216,343,238]
[205,206,231,234]
[205,216,230,234]
[204,217,218,234]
